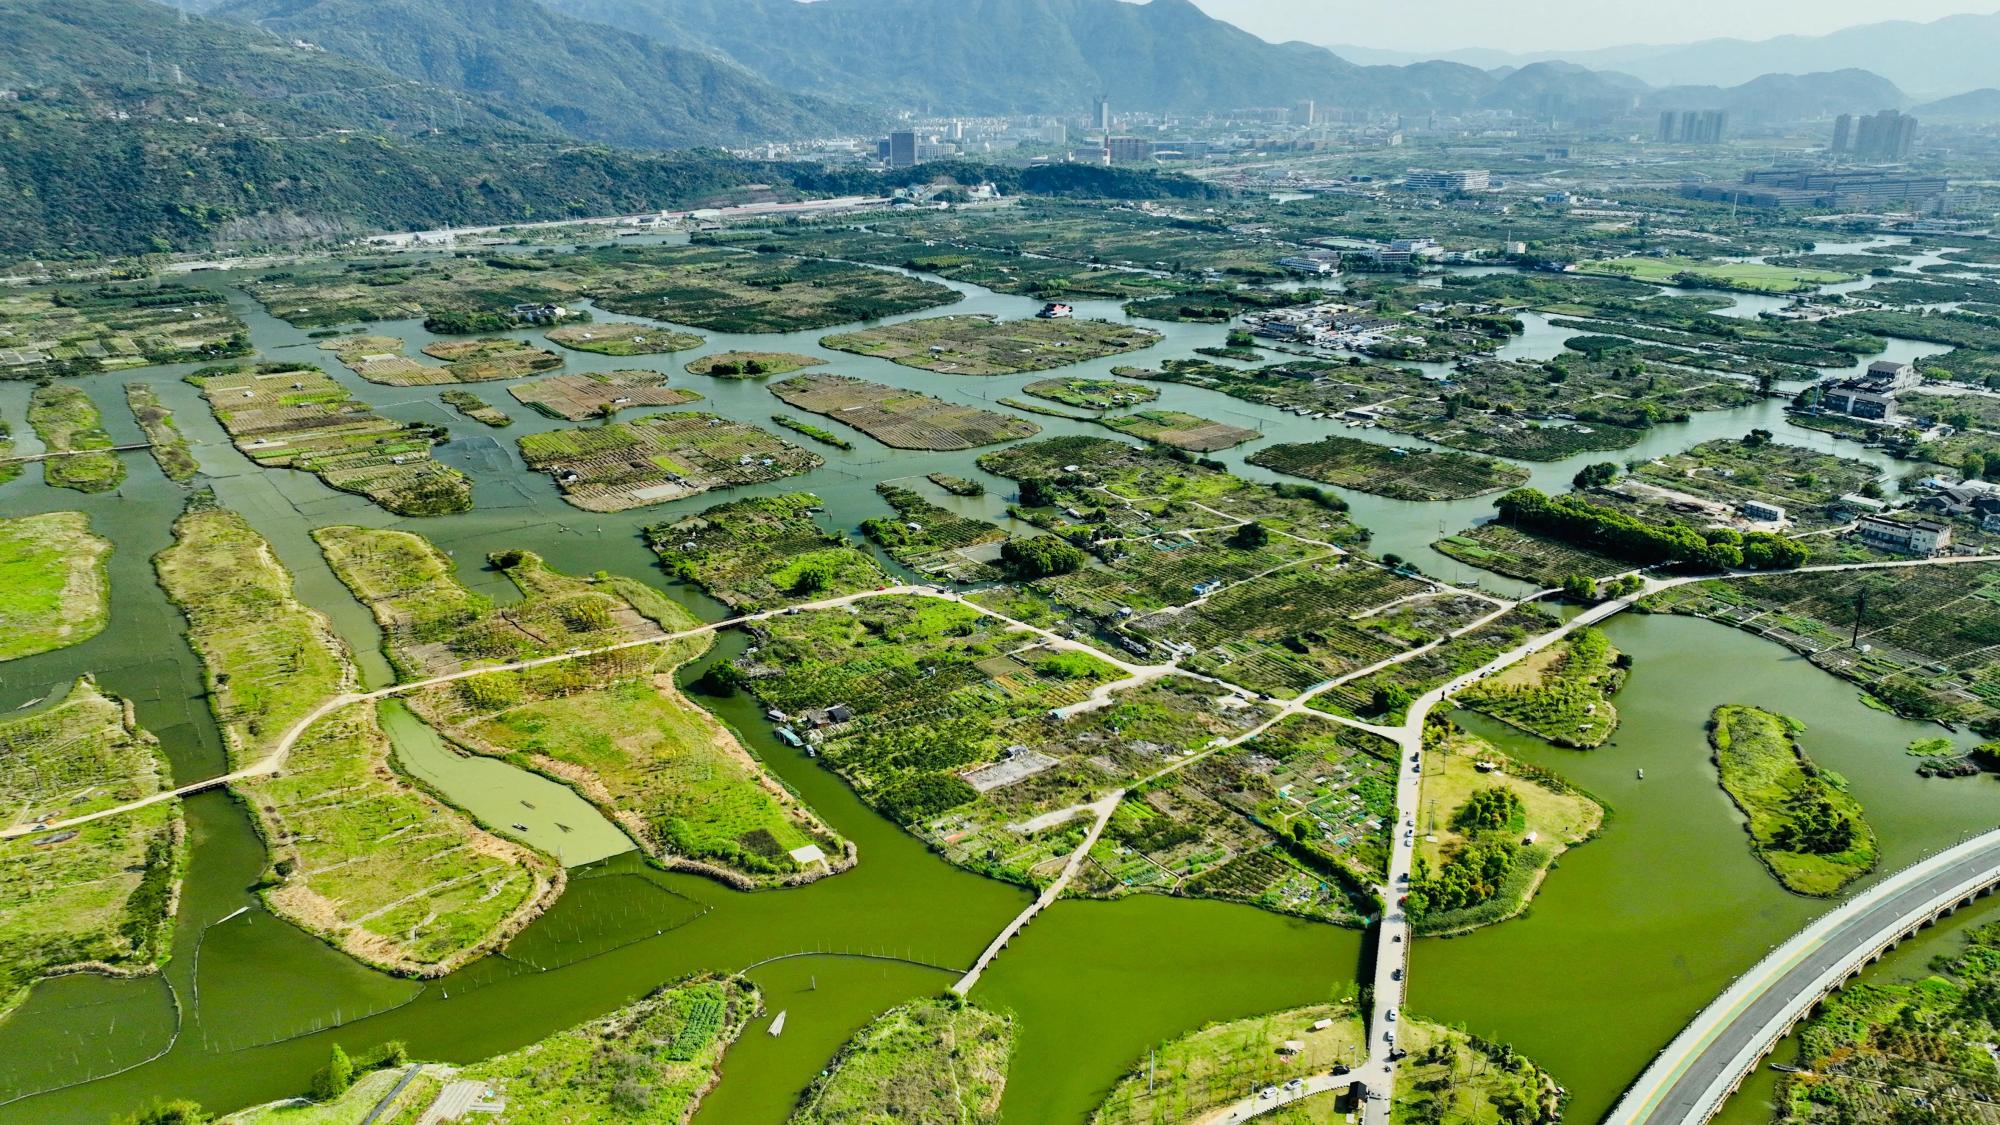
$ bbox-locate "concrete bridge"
[1604,827,2000,1125]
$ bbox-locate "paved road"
[1606,828,2000,1125]
[24,545,2000,1125]
[4,582,1160,841]
[951,790,1124,994]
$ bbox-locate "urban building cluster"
[1656,109,1729,144]
[1833,109,1919,161]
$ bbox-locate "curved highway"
[1606,828,2000,1125]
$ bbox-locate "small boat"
[520,800,536,809]
[769,1010,787,1037]
[555,822,572,833]
[511,822,529,831]
[1635,769,1645,780]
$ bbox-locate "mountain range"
[1327,11,2000,101]
[0,0,1221,259]
[202,0,873,149]
[536,0,1916,122]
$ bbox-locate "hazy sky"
[1189,0,2000,53]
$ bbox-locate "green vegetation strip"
[125,383,200,480]
[459,975,756,1124]
[1459,628,1625,749]
[156,505,552,973]
[318,526,846,885]
[0,679,181,1018]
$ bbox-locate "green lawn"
[1579,256,1857,294]
[0,511,110,663]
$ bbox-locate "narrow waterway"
[0,246,1984,1124]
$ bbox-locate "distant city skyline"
[1187,0,2000,54]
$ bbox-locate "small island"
[1710,705,1877,896]
[685,350,825,378]
[792,999,1012,1124]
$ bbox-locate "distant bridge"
[1605,828,2000,1125]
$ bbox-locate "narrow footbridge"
[1605,828,2000,1125]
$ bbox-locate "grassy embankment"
[0,510,111,662]
[1411,724,1603,935]
[459,975,758,1123]
[771,414,853,449]
[1709,705,1876,896]
[27,384,124,492]
[124,383,200,480]
[1458,628,1625,748]
[156,505,556,974]
[220,976,755,1125]
[791,999,1012,1125]
[1095,1001,1563,1125]
[315,526,847,887]
[0,679,182,1018]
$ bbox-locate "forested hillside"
[207,0,873,149]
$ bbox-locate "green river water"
[0,240,1991,1124]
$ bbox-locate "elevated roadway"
[1606,828,2000,1125]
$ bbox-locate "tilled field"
[509,370,702,421]
[518,412,821,512]
[769,373,1038,451]
[192,365,472,515]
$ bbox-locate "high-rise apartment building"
[1092,95,1111,132]
[887,130,919,169]
[1832,114,1854,154]
[1659,109,1727,144]
[1849,110,1918,161]
[1103,136,1153,163]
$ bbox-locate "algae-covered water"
[0,249,1987,1124]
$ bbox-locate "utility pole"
[1850,588,1867,648]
